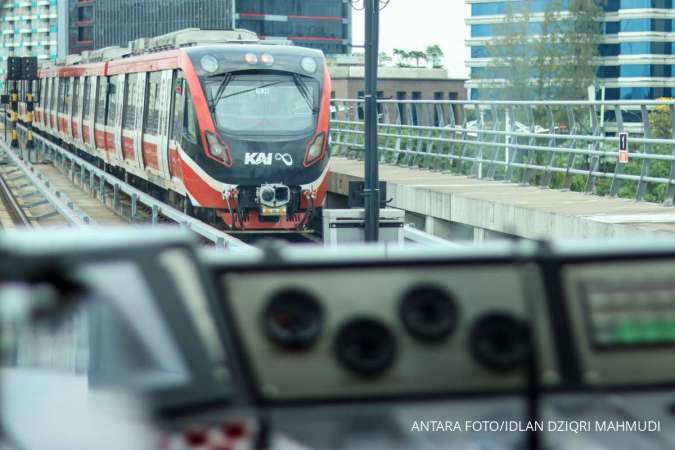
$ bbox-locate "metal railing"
[330,99,675,205]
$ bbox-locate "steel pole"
[364,0,380,242]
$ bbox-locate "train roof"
[38,28,323,78]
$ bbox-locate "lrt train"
[22,29,331,230]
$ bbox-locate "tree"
[485,0,602,100]
[408,50,428,68]
[378,51,392,66]
[393,48,411,67]
[426,44,445,68]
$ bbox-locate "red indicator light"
[183,427,208,446]
[223,422,246,439]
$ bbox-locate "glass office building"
[235,0,351,55]
[466,0,675,100]
[0,0,60,91]
[65,0,351,56]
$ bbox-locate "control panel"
[562,259,675,387]
[220,260,559,402]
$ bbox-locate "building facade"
[65,0,350,56]
[235,0,351,55]
[330,65,467,103]
[1,0,60,90]
[466,0,675,100]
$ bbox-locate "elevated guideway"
[329,98,675,241]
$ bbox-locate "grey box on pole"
[323,209,404,247]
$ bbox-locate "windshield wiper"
[216,80,285,103]
[292,74,319,114]
[210,73,233,112]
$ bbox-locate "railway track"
[0,164,32,227]
[9,125,257,251]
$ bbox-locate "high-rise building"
[0,0,61,91]
[65,0,351,56]
[235,0,351,55]
[466,0,675,100]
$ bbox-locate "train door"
[168,70,185,183]
[65,77,74,142]
[133,73,147,170]
[51,77,59,133]
[45,78,52,130]
[94,76,109,161]
[58,77,68,138]
[156,70,173,180]
[71,77,81,143]
[141,71,163,175]
[108,74,124,163]
[121,73,141,168]
[82,77,94,151]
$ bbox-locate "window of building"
[50,78,57,116]
[78,5,93,21]
[78,26,93,42]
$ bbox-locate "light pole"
[364,0,380,242]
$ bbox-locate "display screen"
[583,281,675,349]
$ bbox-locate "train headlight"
[301,57,317,74]
[303,132,326,167]
[205,131,232,166]
[200,55,219,74]
[261,53,274,66]
[244,53,258,65]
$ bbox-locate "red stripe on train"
[122,136,135,161]
[141,141,160,170]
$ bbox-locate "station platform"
[328,157,675,240]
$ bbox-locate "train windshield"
[204,73,320,135]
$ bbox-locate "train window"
[143,71,162,135]
[43,79,49,111]
[108,76,119,126]
[57,78,67,114]
[72,77,81,118]
[95,77,108,124]
[50,78,57,117]
[184,89,197,144]
[83,77,92,120]
[170,72,185,141]
[123,73,140,130]
[65,78,73,115]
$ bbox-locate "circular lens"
[400,286,458,342]
[469,312,530,372]
[261,53,274,65]
[301,56,318,73]
[263,290,323,350]
[260,187,275,203]
[200,55,219,73]
[244,53,258,64]
[334,318,396,377]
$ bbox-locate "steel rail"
[20,125,254,251]
[0,141,94,227]
[0,166,31,227]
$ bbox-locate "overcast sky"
[351,1,470,78]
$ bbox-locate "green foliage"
[426,45,445,68]
[393,48,411,67]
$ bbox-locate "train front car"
[183,44,331,231]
